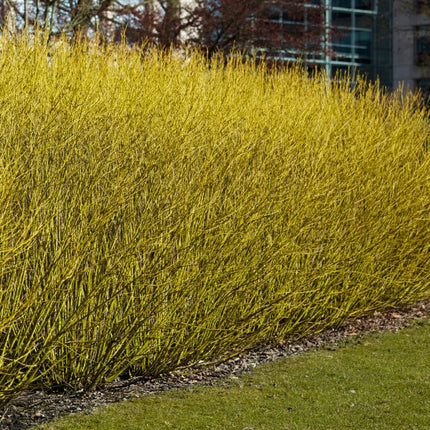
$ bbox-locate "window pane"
[356,30,372,60]
[334,44,353,54]
[356,0,374,10]
[334,31,353,45]
[356,13,373,29]
[333,0,351,8]
[333,11,352,27]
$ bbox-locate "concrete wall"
[392,0,430,92]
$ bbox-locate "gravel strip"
[1,299,430,430]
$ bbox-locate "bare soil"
[1,299,430,430]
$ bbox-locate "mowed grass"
[0,29,430,404]
[36,317,430,430]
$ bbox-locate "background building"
[256,0,430,97]
[328,0,393,87]
[392,0,430,98]
[260,0,393,87]
[1,0,430,97]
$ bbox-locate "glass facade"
[264,0,392,86]
[330,0,378,79]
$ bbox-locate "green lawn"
[36,318,430,430]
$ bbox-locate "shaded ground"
[1,299,430,430]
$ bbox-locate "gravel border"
[1,298,430,430]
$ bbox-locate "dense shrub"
[0,32,429,405]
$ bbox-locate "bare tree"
[116,0,329,63]
[0,0,119,37]
[0,0,334,64]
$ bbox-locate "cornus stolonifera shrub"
[0,31,429,405]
